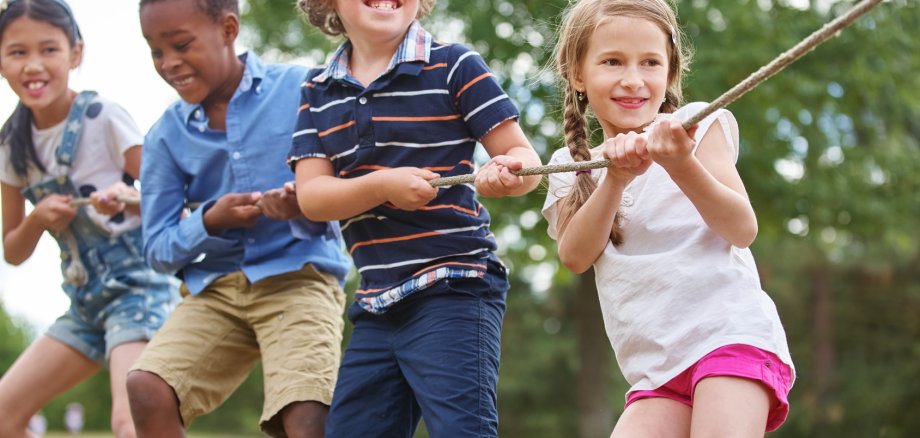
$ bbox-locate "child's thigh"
[611,397,691,438]
[0,336,99,425]
[690,376,771,437]
[395,286,506,437]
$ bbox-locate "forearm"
[668,160,758,247]
[3,213,45,265]
[296,173,388,222]
[557,177,625,273]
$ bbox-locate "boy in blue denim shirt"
[126,1,350,437]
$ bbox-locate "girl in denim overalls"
[0,1,178,436]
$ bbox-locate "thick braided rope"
[429,0,883,188]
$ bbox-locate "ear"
[571,67,585,94]
[220,12,240,45]
[69,40,84,70]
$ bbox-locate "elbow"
[4,254,24,266]
[299,203,334,223]
[731,222,758,249]
[559,253,592,275]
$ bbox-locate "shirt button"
[195,109,202,119]
[232,151,241,159]
[359,97,368,105]
[198,125,206,133]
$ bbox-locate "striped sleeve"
[287,75,326,170]
[446,45,520,140]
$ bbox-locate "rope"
[70,194,140,207]
[428,0,883,188]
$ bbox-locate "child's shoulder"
[430,40,479,63]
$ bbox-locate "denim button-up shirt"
[140,52,350,293]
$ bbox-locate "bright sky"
[0,0,178,332]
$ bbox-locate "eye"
[601,58,621,66]
[174,40,192,51]
[150,48,163,59]
[642,59,663,67]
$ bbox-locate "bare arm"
[556,176,627,273]
[650,118,758,248]
[294,157,439,222]
[2,182,76,265]
[557,132,652,273]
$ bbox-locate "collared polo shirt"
[287,22,519,316]
[141,52,351,294]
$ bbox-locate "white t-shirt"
[0,95,143,236]
[542,102,794,393]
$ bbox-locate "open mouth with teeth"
[364,0,401,11]
[170,76,193,87]
[26,81,47,90]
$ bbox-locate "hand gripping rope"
[427,0,884,188]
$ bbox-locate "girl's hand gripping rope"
[35,194,77,233]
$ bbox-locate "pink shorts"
[625,344,793,432]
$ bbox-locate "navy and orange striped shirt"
[287,22,519,316]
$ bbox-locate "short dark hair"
[139,0,239,22]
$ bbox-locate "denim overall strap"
[55,90,98,172]
[20,90,101,287]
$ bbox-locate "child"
[290,1,542,436]
[126,0,352,437]
[0,1,178,437]
[542,0,795,436]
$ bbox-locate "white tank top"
[542,102,794,393]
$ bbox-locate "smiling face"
[140,0,242,109]
[0,16,82,127]
[334,0,419,45]
[575,15,670,137]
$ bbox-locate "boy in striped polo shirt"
[289,1,542,436]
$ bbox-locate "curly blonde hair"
[298,0,437,37]
[553,0,692,244]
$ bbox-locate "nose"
[23,56,43,74]
[620,66,642,90]
[158,52,181,74]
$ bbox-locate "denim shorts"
[625,344,794,432]
[47,232,179,365]
[325,259,509,438]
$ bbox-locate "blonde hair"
[553,0,691,245]
[297,0,437,37]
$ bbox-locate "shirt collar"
[181,51,265,125]
[313,21,432,85]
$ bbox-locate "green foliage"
[0,302,32,371]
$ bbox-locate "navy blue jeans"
[326,263,508,438]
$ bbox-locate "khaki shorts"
[131,264,345,437]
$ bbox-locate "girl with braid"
[541,0,794,435]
